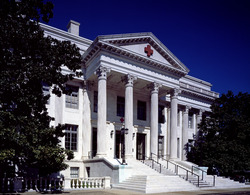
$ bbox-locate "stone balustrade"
[65,177,111,190]
[0,176,111,192]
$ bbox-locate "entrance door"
[92,128,97,158]
[136,133,146,160]
[115,131,124,159]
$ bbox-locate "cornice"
[39,22,92,47]
[180,82,219,101]
[82,38,188,77]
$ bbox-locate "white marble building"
[41,20,219,183]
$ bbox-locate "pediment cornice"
[82,33,189,77]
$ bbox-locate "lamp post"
[121,128,128,165]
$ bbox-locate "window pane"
[158,105,165,123]
[42,82,50,104]
[94,91,98,112]
[65,124,78,151]
[137,100,146,121]
[70,167,79,178]
[117,96,125,117]
[65,85,79,109]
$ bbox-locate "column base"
[125,154,133,159]
[95,153,107,158]
[169,157,179,161]
[81,156,90,160]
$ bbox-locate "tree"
[186,91,250,178]
[0,0,81,177]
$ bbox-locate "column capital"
[184,105,191,114]
[122,74,137,87]
[170,88,181,98]
[198,109,205,116]
[95,66,110,80]
[148,82,162,94]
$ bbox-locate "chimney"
[67,20,80,36]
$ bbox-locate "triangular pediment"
[82,32,189,76]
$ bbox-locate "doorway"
[136,133,146,160]
[115,131,124,159]
[92,128,97,158]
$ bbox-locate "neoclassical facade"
[41,21,219,182]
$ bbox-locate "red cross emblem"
[144,45,153,57]
[120,117,124,123]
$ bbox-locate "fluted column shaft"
[170,88,179,159]
[149,82,161,157]
[182,105,190,160]
[96,66,110,157]
[82,81,91,159]
[123,75,137,158]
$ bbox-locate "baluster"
[82,179,85,188]
[95,178,98,188]
[79,179,81,188]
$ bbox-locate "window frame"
[117,96,125,117]
[137,100,146,121]
[70,167,79,178]
[65,85,79,109]
[65,124,78,151]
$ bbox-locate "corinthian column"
[182,105,190,160]
[122,74,137,159]
[170,88,180,159]
[82,81,91,160]
[148,82,161,157]
[95,66,110,158]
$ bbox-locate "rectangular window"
[70,167,79,178]
[158,136,164,158]
[94,91,98,113]
[188,113,193,129]
[65,85,79,109]
[42,82,50,104]
[158,105,165,123]
[137,100,146,121]
[65,124,78,151]
[117,96,125,117]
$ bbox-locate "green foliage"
[186,91,250,177]
[0,0,81,177]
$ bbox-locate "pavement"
[11,187,250,195]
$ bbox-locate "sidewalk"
[19,187,250,195]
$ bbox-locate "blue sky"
[47,0,250,95]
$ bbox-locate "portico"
[41,21,219,181]
[81,32,215,161]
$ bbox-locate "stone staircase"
[112,159,247,193]
[112,159,198,193]
[142,158,213,188]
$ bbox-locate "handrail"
[141,153,201,187]
[141,154,162,173]
[192,166,216,186]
